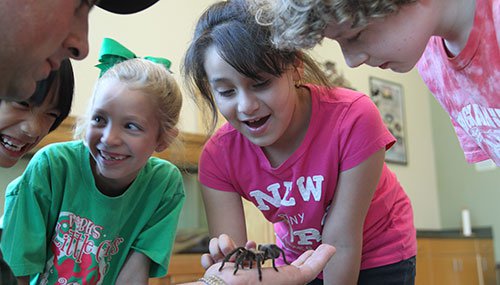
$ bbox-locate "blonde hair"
[75,58,182,146]
[249,0,417,50]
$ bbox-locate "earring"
[294,79,303,88]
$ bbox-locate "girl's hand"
[201,234,256,269]
[202,243,336,285]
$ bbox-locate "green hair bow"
[96,38,172,78]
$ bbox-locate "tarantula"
[219,244,290,281]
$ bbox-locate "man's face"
[0,0,91,101]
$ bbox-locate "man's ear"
[156,127,179,153]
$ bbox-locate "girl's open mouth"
[244,115,270,129]
[1,135,27,152]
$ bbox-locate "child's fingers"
[217,234,237,257]
[208,237,224,262]
[291,249,314,266]
[297,244,336,268]
[200,253,215,270]
[245,240,257,250]
[208,234,239,263]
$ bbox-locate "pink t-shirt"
[199,85,416,271]
[417,0,500,165]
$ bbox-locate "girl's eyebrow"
[91,107,106,114]
[209,77,227,84]
[93,112,149,125]
[124,115,147,123]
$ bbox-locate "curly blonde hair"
[75,58,182,146]
[249,0,417,50]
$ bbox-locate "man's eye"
[76,0,95,9]
[87,0,98,7]
[347,31,362,43]
[83,0,96,7]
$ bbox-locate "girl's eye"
[47,111,61,119]
[12,101,30,109]
[217,89,235,97]
[253,79,270,88]
[91,115,104,125]
[126,123,142,131]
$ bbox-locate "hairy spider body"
[219,244,290,281]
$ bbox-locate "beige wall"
[71,0,221,133]
[1,0,441,229]
[311,42,441,229]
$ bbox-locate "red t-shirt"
[417,0,500,165]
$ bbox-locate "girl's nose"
[20,116,49,138]
[237,92,259,115]
[101,125,122,146]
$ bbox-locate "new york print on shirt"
[249,175,326,254]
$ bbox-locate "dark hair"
[29,59,74,132]
[182,0,330,132]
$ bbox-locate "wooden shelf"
[33,116,207,169]
[149,254,205,285]
[416,237,497,285]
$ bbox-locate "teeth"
[245,116,269,128]
[247,117,265,124]
[100,150,126,161]
[248,119,261,123]
[1,136,26,152]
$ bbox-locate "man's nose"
[64,7,90,61]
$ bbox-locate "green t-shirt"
[1,141,185,284]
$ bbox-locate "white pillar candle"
[462,209,472,237]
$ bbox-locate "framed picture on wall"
[369,77,408,165]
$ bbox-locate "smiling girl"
[0,59,73,168]
[1,50,185,284]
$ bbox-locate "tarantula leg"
[233,263,239,275]
[219,261,226,271]
[257,256,263,281]
[233,253,246,275]
[219,247,245,271]
[272,258,278,272]
[278,247,291,265]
